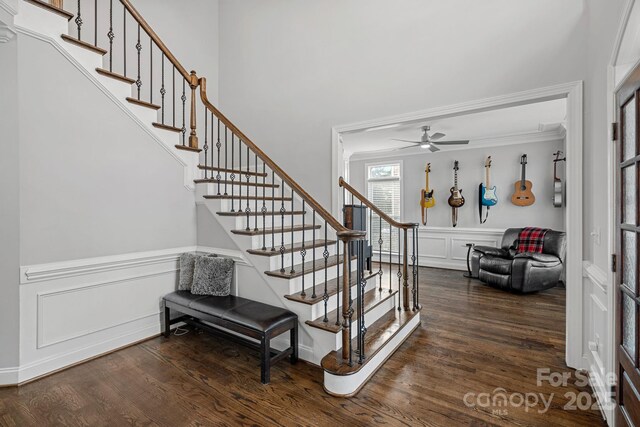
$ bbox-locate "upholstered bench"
[163,291,298,384]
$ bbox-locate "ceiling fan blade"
[395,145,419,151]
[430,132,446,140]
[429,145,441,152]
[391,139,421,144]
[432,140,470,145]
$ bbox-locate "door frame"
[331,81,584,369]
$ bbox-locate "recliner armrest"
[473,246,508,258]
[513,252,561,263]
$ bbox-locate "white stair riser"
[283,259,358,295]
[246,230,322,249]
[197,182,281,198]
[323,314,421,396]
[233,213,310,229]
[16,1,69,40]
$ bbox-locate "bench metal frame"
[163,300,298,384]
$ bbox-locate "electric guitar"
[420,163,435,225]
[448,161,465,208]
[511,154,535,206]
[480,156,498,207]
[552,151,565,208]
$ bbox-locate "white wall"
[218,0,587,208]
[349,139,566,230]
[18,34,198,265]
[0,35,20,375]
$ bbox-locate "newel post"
[188,70,199,149]
[49,0,63,8]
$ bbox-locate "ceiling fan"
[391,126,470,152]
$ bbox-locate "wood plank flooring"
[0,267,606,426]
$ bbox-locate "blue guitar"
[480,156,498,206]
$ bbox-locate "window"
[367,162,401,253]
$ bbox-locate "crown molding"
[349,129,565,162]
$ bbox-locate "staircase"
[15,0,422,396]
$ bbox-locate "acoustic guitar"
[420,163,435,225]
[480,156,498,207]
[511,154,535,206]
[552,150,565,208]
[448,161,464,227]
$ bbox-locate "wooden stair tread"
[216,210,305,217]
[194,179,279,188]
[198,164,268,178]
[231,224,320,236]
[153,122,182,133]
[204,195,292,201]
[321,308,421,375]
[95,68,136,85]
[247,239,335,256]
[284,271,379,305]
[265,254,355,279]
[126,97,161,110]
[61,35,107,55]
[306,286,398,333]
[175,145,202,153]
[25,0,74,20]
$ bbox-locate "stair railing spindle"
[238,137,243,219]
[261,161,267,250]
[135,23,142,100]
[300,200,306,297]
[224,127,228,195]
[216,119,221,195]
[279,184,286,273]
[412,225,417,311]
[230,134,235,211]
[312,213,316,298]
[356,239,363,364]
[378,215,383,292]
[181,78,186,145]
[160,53,165,123]
[108,0,114,72]
[397,229,402,311]
[203,106,208,179]
[335,240,340,326]
[322,222,329,323]
[290,189,295,274]
[93,0,97,46]
[270,170,275,251]
[416,226,420,309]
[75,0,82,40]
[149,39,153,104]
[254,152,259,232]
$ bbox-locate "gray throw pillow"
[191,256,234,296]
[178,253,218,291]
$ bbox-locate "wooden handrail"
[339,177,416,230]
[119,0,191,81]
[198,77,365,241]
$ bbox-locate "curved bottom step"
[322,309,421,396]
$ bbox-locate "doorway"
[331,81,584,368]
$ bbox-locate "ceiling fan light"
[420,143,430,149]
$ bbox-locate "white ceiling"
[342,98,567,157]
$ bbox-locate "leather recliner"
[470,228,566,293]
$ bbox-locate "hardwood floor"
[0,267,606,426]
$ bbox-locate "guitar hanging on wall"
[511,154,535,206]
[447,160,465,227]
[552,150,566,208]
[420,163,435,225]
[478,156,497,223]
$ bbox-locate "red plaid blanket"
[516,227,548,254]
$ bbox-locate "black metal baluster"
[254,152,259,232]
[312,213,316,298]
[108,0,114,72]
[181,79,186,145]
[290,189,295,274]
[270,170,275,251]
[300,200,306,297]
[172,67,176,127]
[135,24,142,100]
[75,0,82,40]
[211,113,215,183]
[230,134,235,211]
[279,184,286,273]
[378,215,383,292]
[260,162,267,250]
[245,145,250,231]
[94,0,97,47]
[360,239,367,362]
[160,53,165,124]
[224,127,228,195]
[397,229,402,311]
[412,225,417,311]
[149,39,153,104]
[216,119,221,195]
[122,6,126,75]
[389,225,392,293]
[238,137,242,218]
[335,240,340,326]
[322,223,329,323]
[203,106,208,179]
[356,239,362,363]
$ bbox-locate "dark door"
[616,67,640,426]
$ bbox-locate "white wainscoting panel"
[582,261,613,423]
[15,246,244,385]
[411,227,505,271]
